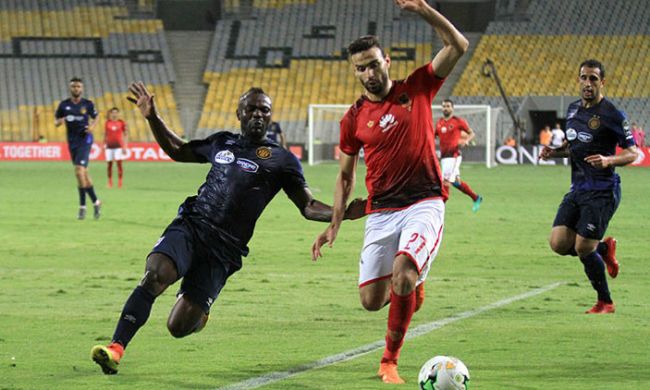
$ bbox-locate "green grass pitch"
[1,161,649,389]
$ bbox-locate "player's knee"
[549,236,571,255]
[391,271,417,296]
[166,318,192,338]
[574,242,597,258]
[140,270,168,296]
[360,295,385,311]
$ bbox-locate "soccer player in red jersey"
[435,99,483,212]
[312,0,468,384]
[104,107,128,188]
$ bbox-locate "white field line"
[216,282,564,390]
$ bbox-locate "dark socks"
[78,187,86,206]
[597,241,608,255]
[86,186,98,203]
[579,251,612,303]
[112,286,156,349]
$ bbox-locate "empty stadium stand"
[0,0,181,142]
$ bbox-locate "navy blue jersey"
[266,122,282,143]
[179,132,306,266]
[55,98,98,148]
[565,98,635,191]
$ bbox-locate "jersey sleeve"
[458,118,471,133]
[187,133,220,163]
[339,107,362,155]
[405,63,446,101]
[88,101,98,119]
[280,151,307,195]
[55,101,65,119]
[613,112,636,148]
[274,122,282,134]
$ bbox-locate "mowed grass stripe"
[217,282,564,390]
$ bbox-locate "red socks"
[454,180,478,201]
[381,287,416,363]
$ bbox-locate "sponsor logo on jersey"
[367,120,374,128]
[588,116,600,130]
[66,115,85,122]
[577,132,593,143]
[622,119,633,139]
[215,150,235,164]
[236,158,259,173]
[379,113,398,133]
[256,146,272,159]
[441,126,447,133]
[566,128,577,141]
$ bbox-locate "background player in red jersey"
[312,0,468,384]
[104,107,128,188]
[435,99,483,212]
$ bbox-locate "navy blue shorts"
[552,186,621,240]
[69,143,92,167]
[150,218,238,313]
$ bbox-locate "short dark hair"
[442,99,454,106]
[347,35,385,57]
[239,87,267,102]
[109,107,119,112]
[579,59,605,79]
[69,77,83,83]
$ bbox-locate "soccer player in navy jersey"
[540,59,638,314]
[90,82,364,375]
[312,0,468,383]
[55,77,101,219]
[266,121,287,149]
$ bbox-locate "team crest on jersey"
[367,120,374,128]
[379,113,398,133]
[256,146,272,159]
[588,116,600,130]
[236,158,259,173]
[80,107,87,115]
[215,150,235,164]
[398,93,412,111]
[566,128,577,141]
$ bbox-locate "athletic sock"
[381,287,416,363]
[568,247,578,256]
[86,186,98,203]
[112,286,156,349]
[78,187,87,206]
[579,251,612,303]
[452,180,478,201]
[597,241,608,256]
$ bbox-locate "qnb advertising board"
[0,142,172,162]
[494,144,650,167]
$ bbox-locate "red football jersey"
[435,116,470,158]
[104,119,127,148]
[340,63,447,213]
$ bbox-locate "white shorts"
[358,199,445,287]
[440,156,462,182]
[105,148,126,161]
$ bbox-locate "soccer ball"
[418,355,470,390]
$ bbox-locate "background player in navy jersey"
[540,59,638,314]
[266,121,287,149]
[90,82,365,375]
[312,0,468,383]
[55,77,101,219]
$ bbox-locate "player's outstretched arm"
[288,187,367,223]
[394,0,468,78]
[127,81,199,162]
[311,152,358,260]
[539,141,570,160]
[585,145,638,169]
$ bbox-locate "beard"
[364,79,384,95]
